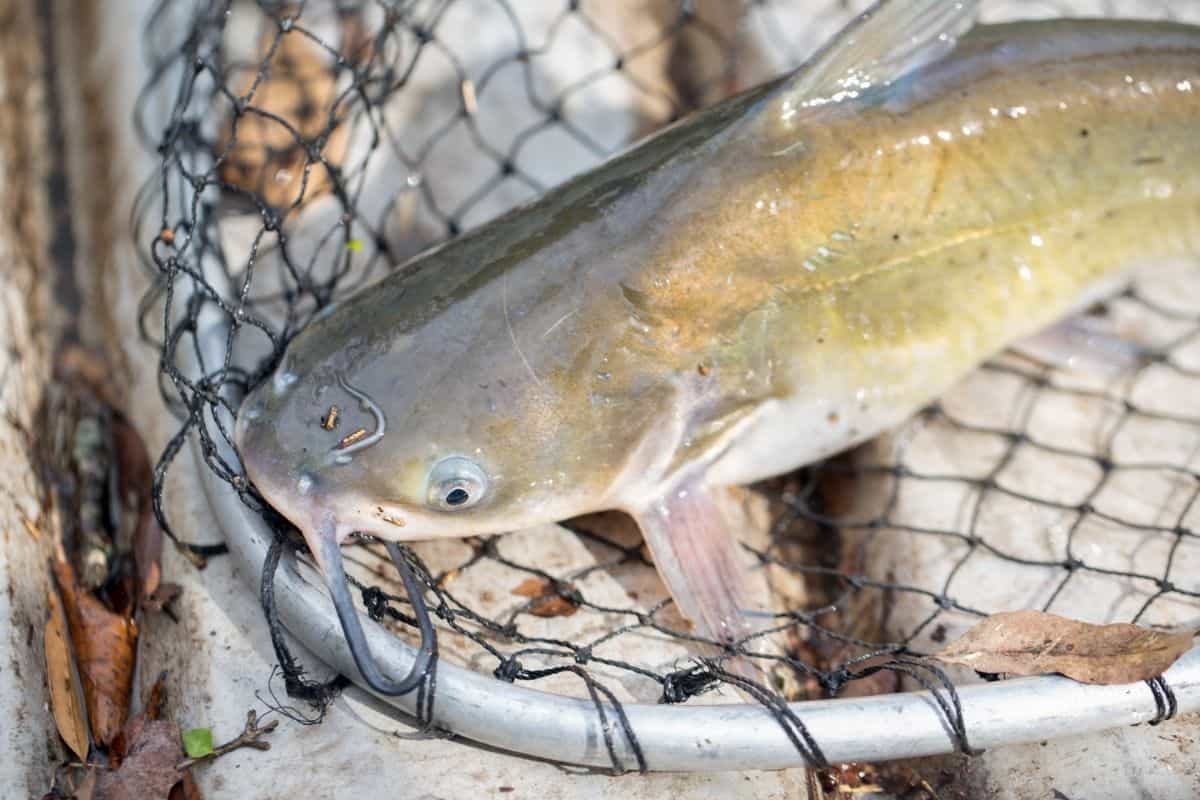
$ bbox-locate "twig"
[173,540,209,569]
[176,710,279,770]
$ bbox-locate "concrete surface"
[0,0,75,794]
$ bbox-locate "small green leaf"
[345,238,364,252]
[182,727,214,758]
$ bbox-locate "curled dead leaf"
[933,610,1196,685]
[111,674,169,771]
[93,716,185,800]
[168,772,204,800]
[112,414,161,605]
[145,672,169,721]
[45,584,90,762]
[52,556,138,746]
[511,576,580,618]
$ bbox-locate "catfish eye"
[427,456,488,511]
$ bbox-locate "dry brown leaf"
[93,716,185,800]
[134,520,163,605]
[112,414,161,604]
[53,556,138,746]
[511,576,580,618]
[22,516,42,540]
[111,673,168,771]
[217,10,367,209]
[145,672,169,721]
[45,584,90,762]
[934,610,1196,685]
[511,577,547,598]
[168,772,204,800]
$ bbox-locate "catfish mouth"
[228,349,445,701]
[238,402,439,698]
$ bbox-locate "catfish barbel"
[234,0,1200,692]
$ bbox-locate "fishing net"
[136,0,1200,773]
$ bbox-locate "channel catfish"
[234,0,1200,689]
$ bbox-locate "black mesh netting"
[134,0,1200,773]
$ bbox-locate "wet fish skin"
[235,7,1200,656]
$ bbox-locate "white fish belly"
[702,389,916,489]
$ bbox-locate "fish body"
[235,1,1200,671]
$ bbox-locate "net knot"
[495,657,524,683]
[660,664,718,704]
[361,586,389,622]
[574,646,592,664]
[822,667,852,695]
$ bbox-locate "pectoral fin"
[631,483,765,654]
[1011,314,1150,379]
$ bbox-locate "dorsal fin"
[776,0,981,114]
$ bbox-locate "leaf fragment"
[93,716,185,800]
[933,610,1196,685]
[168,772,204,800]
[52,555,138,746]
[45,584,90,762]
[112,413,162,605]
[181,728,214,759]
[511,576,580,618]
